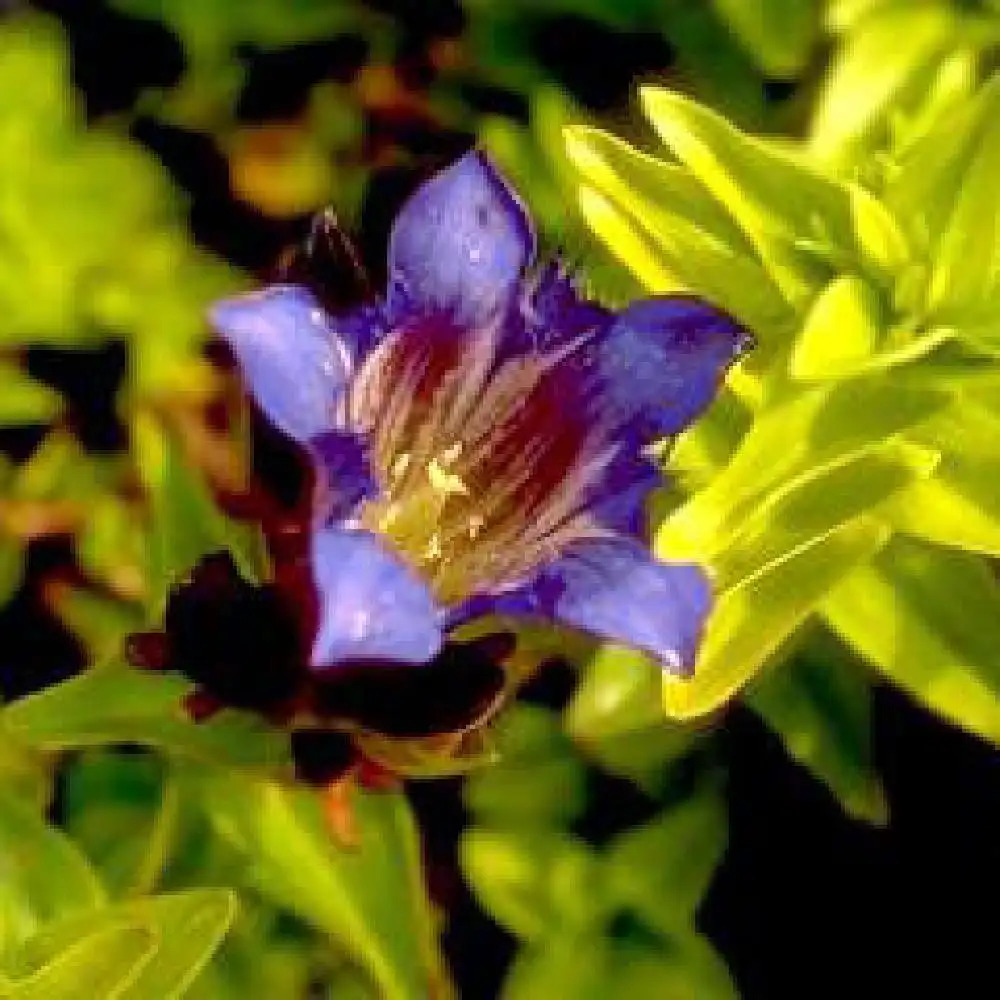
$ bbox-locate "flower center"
[349,321,614,605]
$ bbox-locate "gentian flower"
[211,151,750,677]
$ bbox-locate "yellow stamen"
[427,456,470,497]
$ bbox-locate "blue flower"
[211,151,750,676]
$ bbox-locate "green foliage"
[460,704,733,998]
[3,1,1000,997]
[566,17,1000,837]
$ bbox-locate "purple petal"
[334,299,389,359]
[310,527,442,670]
[308,429,380,523]
[516,260,610,353]
[595,296,752,439]
[589,449,661,538]
[387,150,536,327]
[452,540,711,674]
[210,285,353,443]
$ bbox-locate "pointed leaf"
[460,828,605,942]
[824,537,1000,743]
[2,661,290,769]
[604,783,727,931]
[13,890,236,1000]
[711,0,820,78]
[810,5,958,165]
[503,930,737,1000]
[8,926,154,1000]
[928,86,1000,312]
[565,126,793,337]
[888,399,1000,556]
[0,364,62,425]
[575,185,679,292]
[663,517,890,720]
[658,380,946,559]
[789,275,881,381]
[464,706,587,827]
[0,790,106,958]
[640,87,894,303]
[203,775,438,1000]
[748,633,886,824]
[887,74,1000,246]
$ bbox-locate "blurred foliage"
[2,0,1000,997]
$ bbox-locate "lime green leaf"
[47,587,144,662]
[0,790,106,959]
[13,891,236,1000]
[927,82,1000,312]
[134,415,266,612]
[658,380,946,559]
[575,185,678,292]
[639,87,893,303]
[566,649,699,793]
[748,631,886,824]
[76,496,148,602]
[604,783,727,932]
[501,931,609,1000]
[564,126,794,337]
[573,722,698,797]
[886,474,1000,557]
[824,537,1000,743]
[888,399,1000,555]
[790,275,882,381]
[887,74,1000,246]
[0,364,61,425]
[810,4,959,165]
[8,430,104,505]
[2,662,290,769]
[62,750,178,898]
[846,183,910,275]
[464,706,587,827]
[566,645,670,738]
[563,125,753,253]
[203,776,438,1000]
[503,930,737,1000]
[460,828,605,942]
[663,517,890,720]
[707,438,938,588]
[6,925,155,1000]
[711,0,820,78]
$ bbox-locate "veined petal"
[453,539,711,674]
[210,284,353,442]
[595,296,752,439]
[387,150,535,328]
[588,449,661,538]
[517,260,610,353]
[308,429,380,524]
[310,526,443,670]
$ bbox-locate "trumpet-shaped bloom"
[211,151,750,675]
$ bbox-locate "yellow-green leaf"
[824,537,1000,743]
[809,5,958,165]
[663,517,890,720]
[640,87,890,303]
[748,632,887,824]
[7,925,155,1000]
[790,275,882,381]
